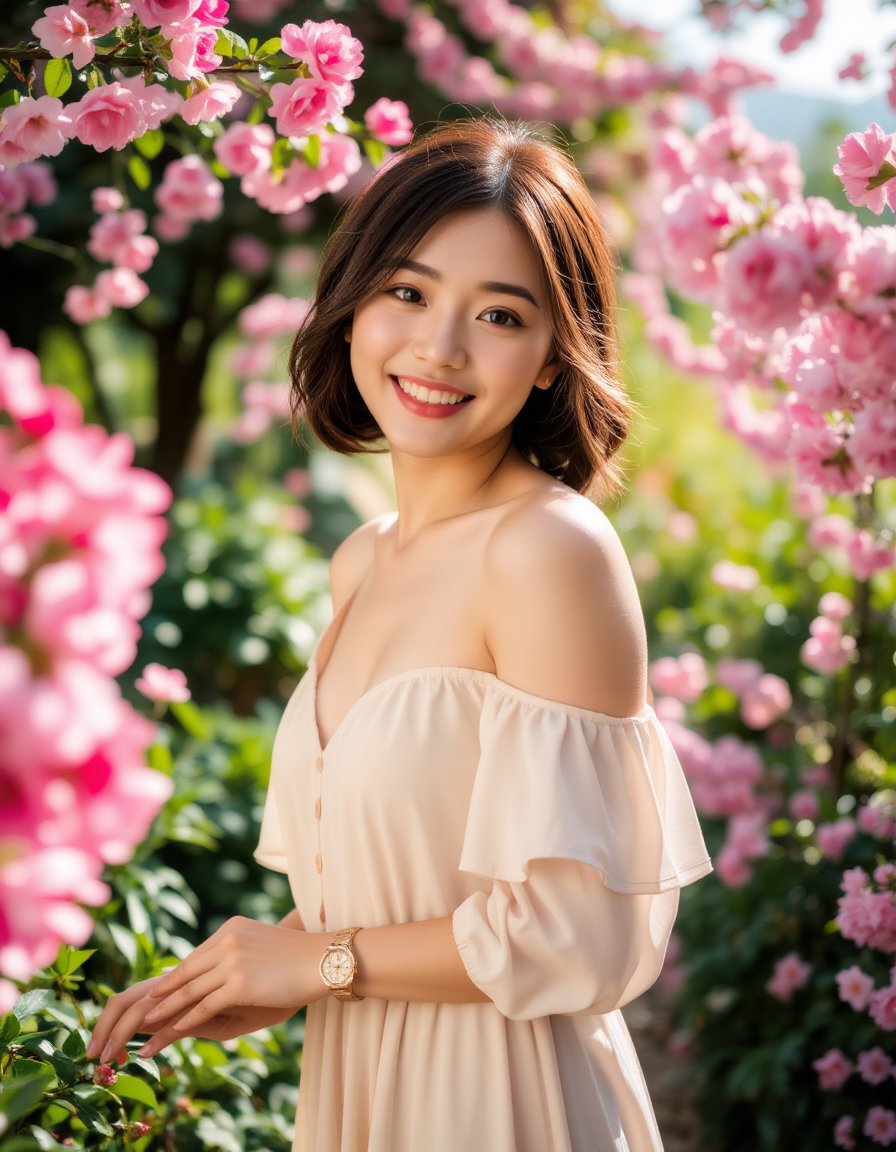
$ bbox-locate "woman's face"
[348,206,557,461]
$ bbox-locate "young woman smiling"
[88,118,712,1152]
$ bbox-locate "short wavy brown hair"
[288,117,630,499]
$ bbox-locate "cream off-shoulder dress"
[254,585,713,1152]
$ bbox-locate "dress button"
[315,755,323,772]
[315,854,322,873]
[314,798,321,820]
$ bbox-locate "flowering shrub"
[0,333,174,1009]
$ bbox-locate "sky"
[606,0,896,104]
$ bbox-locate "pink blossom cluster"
[801,590,857,675]
[31,2,230,84]
[696,0,824,58]
[834,123,896,215]
[838,866,896,956]
[64,189,158,324]
[380,0,770,127]
[639,113,896,513]
[807,514,895,582]
[228,294,309,441]
[0,161,56,248]
[0,333,174,1010]
[767,950,812,1001]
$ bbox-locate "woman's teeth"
[395,377,471,405]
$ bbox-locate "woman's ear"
[535,358,560,390]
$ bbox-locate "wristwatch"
[319,926,364,1001]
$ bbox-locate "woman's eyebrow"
[395,259,540,308]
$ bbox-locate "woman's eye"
[389,285,423,304]
[481,308,521,328]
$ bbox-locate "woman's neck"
[388,436,527,549]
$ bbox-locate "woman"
[88,118,712,1151]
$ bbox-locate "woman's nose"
[410,311,467,370]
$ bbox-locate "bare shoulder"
[483,490,647,717]
[329,511,397,612]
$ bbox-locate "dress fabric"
[255,608,713,1152]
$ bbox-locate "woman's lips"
[390,375,473,419]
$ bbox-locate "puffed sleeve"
[254,784,289,873]
[451,682,712,1021]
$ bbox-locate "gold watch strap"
[326,926,364,1001]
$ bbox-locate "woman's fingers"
[94,994,164,1064]
[86,978,163,1060]
[143,968,224,1027]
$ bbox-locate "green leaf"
[85,65,103,90]
[169,700,213,740]
[134,127,165,160]
[30,1130,74,1151]
[62,1029,86,1059]
[363,138,389,168]
[0,1071,55,1124]
[0,89,20,110]
[54,946,95,979]
[128,153,152,191]
[44,57,72,98]
[12,990,53,1023]
[257,36,282,57]
[36,1039,78,1087]
[0,1011,22,1050]
[215,28,249,59]
[303,134,320,169]
[107,919,138,967]
[112,1073,158,1108]
[73,1098,114,1136]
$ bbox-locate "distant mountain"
[736,87,892,152]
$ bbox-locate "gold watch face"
[321,945,354,987]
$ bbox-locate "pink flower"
[95,268,149,309]
[801,616,856,675]
[134,663,191,703]
[154,156,223,222]
[839,53,867,81]
[364,98,413,146]
[722,230,814,333]
[32,4,95,70]
[0,96,71,168]
[858,1047,893,1085]
[864,1107,896,1145]
[63,284,112,324]
[741,674,791,729]
[834,124,896,215]
[779,0,822,54]
[92,187,124,214]
[280,19,364,84]
[267,76,351,139]
[213,122,274,176]
[819,592,851,621]
[710,560,759,591]
[229,235,271,276]
[715,841,752,887]
[163,17,221,81]
[834,1115,856,1150]
[70,0,129,34]
[93,1063,118,1086]
[836,964,875,1011]
[844,529,895,581]
[767,951,812,1002]
[180,81,241,125]
[238,293,309,338]
[130,0,203,28]
[789,789,820,822]
[860,804,896,839]
[715,658,763,696]
[850,401,896,481]
[66,83,145,152]
[649,651,707,703]
[816,817,857,860]
[869,985,896,1031]
[115,75,183,131]
[812,1048,853,1090]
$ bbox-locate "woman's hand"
[87,918,328,1063]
